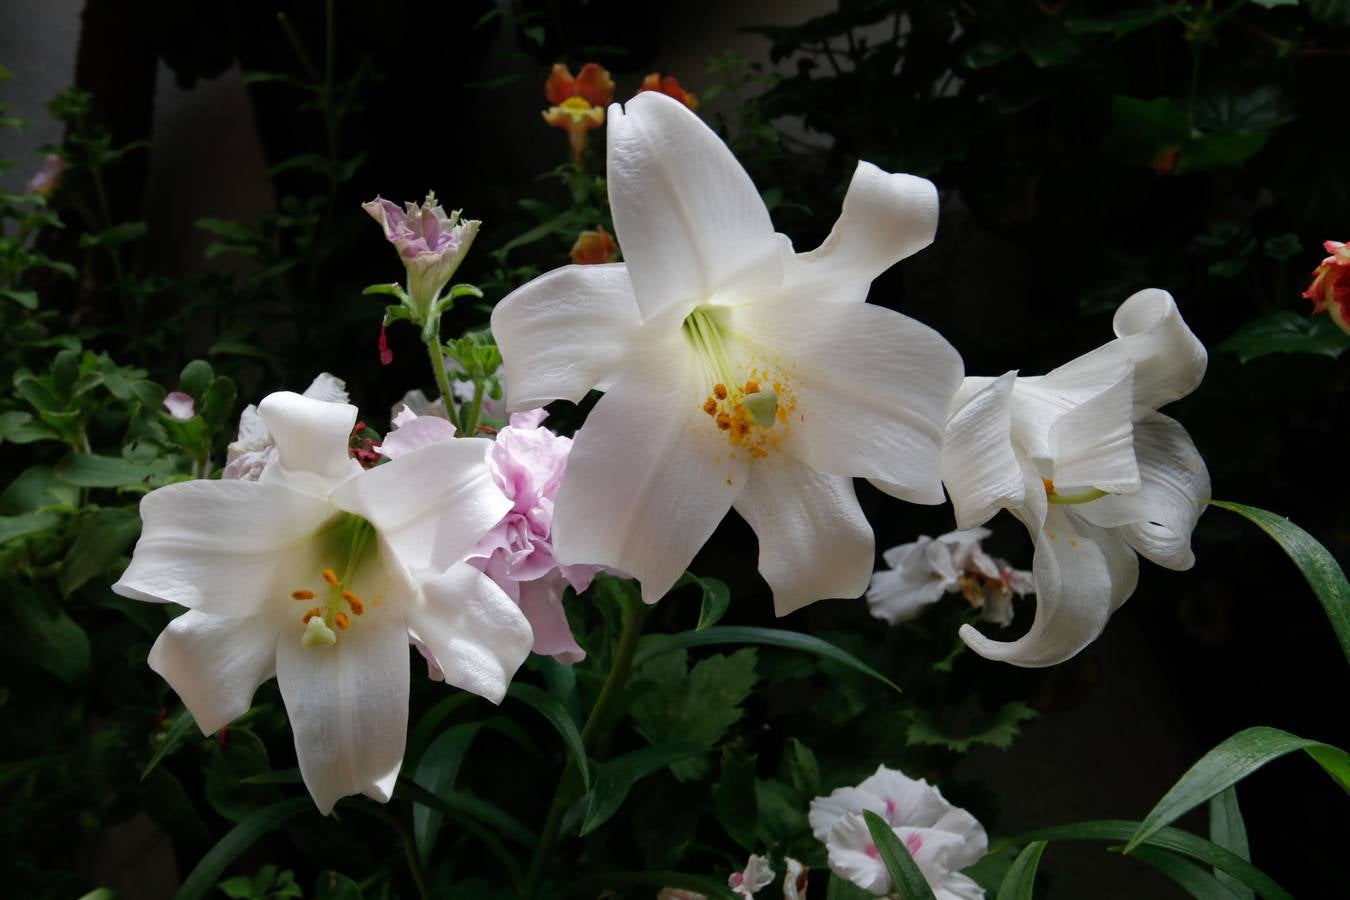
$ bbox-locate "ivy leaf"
[1217,311,1348,363]
[629,648,759,781]
[906,701,1037,753]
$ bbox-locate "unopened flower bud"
[362,192,480,321]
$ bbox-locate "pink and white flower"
[810,765,987,899]
[363,192,480,320]
[729,854,774,898]
[867,527,1032,627]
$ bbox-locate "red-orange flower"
[1303,240,1350,335]
[542,63,615,163]
[569,225,618,265]
[637,72,698,110]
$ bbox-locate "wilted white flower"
[867,527,1032,627]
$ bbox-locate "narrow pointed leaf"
[863,809,937,900]
[508,682,591,790]
[579,742,704,835]
[1132,846,1245,899]
[396,779,537,848]
[141,707,197,779]
[996,841,1046,900]
[1209,787,1254,900]
[412,721,485,864]
[634,626,901,694]
[1126,727,1350,852]
[1211,501,1350,667]
[173,797,313,900]
[1016,821,1292,899]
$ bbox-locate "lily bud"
[362,192,480,321]
[1303,240,1350,335]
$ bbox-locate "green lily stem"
[425,330,456,426]
[461,379,486,436]
[521,597,650,898]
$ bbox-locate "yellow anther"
[1042,478,1056,497]
[702,397,718,416]
[322,568,339,586]
[343,591,365,615]
[713,383,728,400]
[334,611,350,630]
[302,607,322,624]
[743,379,760,394]
[291,589,315,601]
[715,412,732,430]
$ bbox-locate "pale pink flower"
[729,855,774,898]
[163,391,195,421]
[26,153,65,196]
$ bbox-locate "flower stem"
[520,593,650,897]
[461,379,486,436]
[425,333,456,427]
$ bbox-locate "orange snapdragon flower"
[542,63,615,164]
[1303,240,1350,335]
[569,225,618,265]
[638,72,699,110]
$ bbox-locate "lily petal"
[941,372,1025,530]
[724,297,962,503]
[1073,413,1209,570]
[258,391,361,485]
[1040,289,1206,413]
[492,263,644,410]
[1047,366,1139,494]
[960,503,1137,667]
[552,347,750,603]
[405,563,534,703]
[147,610,278,736]
[331,438,510,577]
[733,461,873,616]
[113,479,336,617]
[275,605,410,816]
[606,92,781,320]
[778,161,939,304]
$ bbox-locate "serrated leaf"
[862,809,937,900]
[1211,501,1350,665]
[629,648,759,781]
[1126,726,1350,853]
[906,701,1037,753]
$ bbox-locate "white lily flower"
[941,289,1210,666]
[225,372,350,481]
[491,91,962,613]
[810,765,987,899]
[867,527,1032,626]
[114,391,533,814]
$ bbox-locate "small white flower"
[116,391,532,814]
[225,373,350,481]
[810,765,987,899]
[729,854,775,898]
[867,527,1032,627]
[941,289,1210,666]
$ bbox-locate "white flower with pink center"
[810,765,987,898]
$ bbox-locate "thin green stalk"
[461,380,486,436]
[521,598,650,897]
[425,333,456,425]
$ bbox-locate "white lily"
[941,289,1210,666]
[491,91,962,613]
[114,391,532,814]
[810,765,987,899]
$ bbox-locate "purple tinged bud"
[362,191,480,321]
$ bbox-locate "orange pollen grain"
[291,589,315,601]
[715,413,732,430]
[321,568,339,586]
[343,591,365,615]
[713,383,728,400]
[743,380,759,394]
[302,607,322,624]
[702,398,718,416]
[334,611,350,630]
[1042,478,1056,496]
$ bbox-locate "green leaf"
[629,648,759,781]
[195,217,257,242]
[1218,311,1348,362]
[173,797,313,900]
[995,840,1046,900]
[633,625,901,694]
[579,742,705,835]
[1211,501,1350,666]
[395,779,537,848]
[1065,8,1173,36]
[405,693,473,768]
[79,220,147,248]
[1131,847,1245,899]
[784,737,820,798]
[413,721,486,863]
[314,870,364,900]
[676,571,731,630]
[142,707,199,779]
[1209,787,1254,900]
[179,359,214,400]
[12,587,90,681]
[906,701,1037,753]
[1126,726,1350,853]
[54,453,175,488]
[1251,0,1298,8]
[862,809,937,900]
[712,745,758,849]
[0,509,62,544]
[1,288,37,309]
[59,506,140,596]
[199,376,237,429]
[508,682,591,790]
[1016,821,1292,899]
